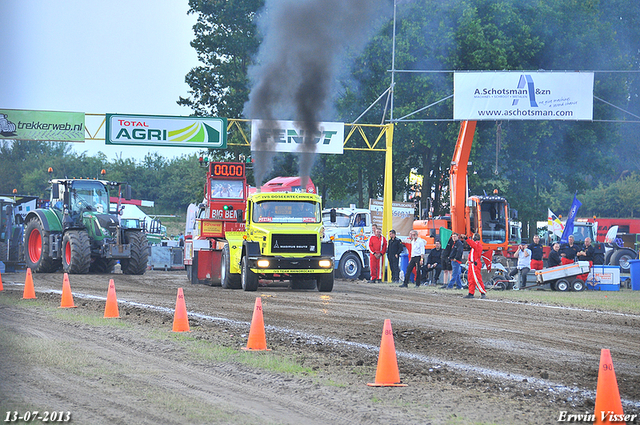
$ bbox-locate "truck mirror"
[125,185,132,200]
[236,209,243,223]
[330,208,337,223]
[52,183,59,199]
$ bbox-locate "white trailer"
[534,261,591,291]
[322,206,372,279]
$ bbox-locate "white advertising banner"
[106,114,227,148]
[454,72,594,121]
[251,120,344,154]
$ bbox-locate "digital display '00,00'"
[213,163,244,178]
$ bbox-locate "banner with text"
[251,120,344,154]
[106,114,227,149]
[0,109,85,142]
[454,72,594,121]
[370,199,415,238]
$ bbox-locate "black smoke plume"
[245,0,386,187]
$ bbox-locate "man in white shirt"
[400,230,426,288]
[509,243,531,290]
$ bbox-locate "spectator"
[444,233,464,289]
[528,235,544,270]
[576,237,595,282]
[387,229,403,283]
[422,240,442,286]
[560,235,580,265]
[577,237,594,263]
[510,243,531,290]
[440,235,453,287]
[400,230,426,288]
[548,243,562,267]
[368,225,387,283]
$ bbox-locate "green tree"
[179,0,264,118]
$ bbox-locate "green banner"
[0,109,85,142]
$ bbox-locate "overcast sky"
[0,0,202,160]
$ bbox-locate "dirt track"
[1,270,639,424]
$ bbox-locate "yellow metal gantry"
[84,115,395,277]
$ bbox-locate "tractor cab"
[467,195,509,249]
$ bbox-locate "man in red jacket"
[368,225,387,282]
[463,233,487,299]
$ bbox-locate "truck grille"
[271,234,317,254]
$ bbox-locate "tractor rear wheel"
[610,248,635,273]
[121,231,148,275]
[0,240,7,263]
[62,230,91,274]
[24,219,60,273]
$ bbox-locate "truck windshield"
[70,181,109,214]
[322,212,351,227]
[254,201,320,223]
[210,179,244,199]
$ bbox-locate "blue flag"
[560,194,582,244]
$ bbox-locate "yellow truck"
[223,191,335,291]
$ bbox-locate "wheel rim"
[573,281,584,291]
[65,239,72,265]
[28,228,42,263]
[618,255,632,270]
[557,279,569,291]
[344,258,358,277]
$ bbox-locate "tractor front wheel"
[62,230,91,274]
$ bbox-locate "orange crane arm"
[449,121,476,235]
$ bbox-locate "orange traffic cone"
[104,279,119,318]
[0,270,4,291]
[172,288,190,332]
[242,297,270,351]
[22,268,36,299]
[59,273,77,308]
[367,319,407,387]
[594,349,625,425]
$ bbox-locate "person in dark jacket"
[527,235,544,270]
[422,240,442,285]
[577,237,595,263]
[548,242,562,268]
[386,229,403,283]
[444,233,464,289]
[440,235,453,286]
[560,235,580,264]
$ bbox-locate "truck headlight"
[257,260,270,268]
[319,260,332,268]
